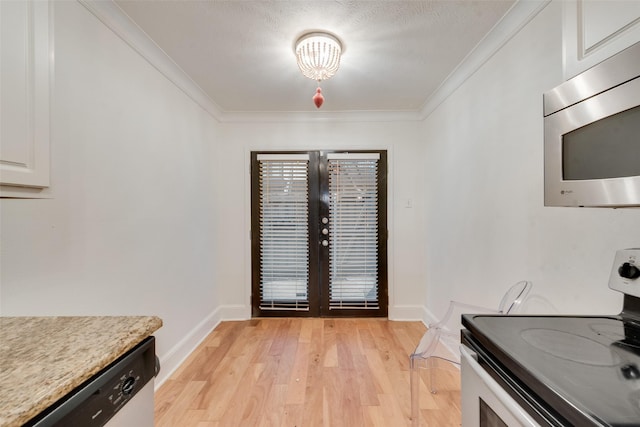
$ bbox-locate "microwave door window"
[562,105,640,181]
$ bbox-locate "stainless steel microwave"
[543,42,640,207]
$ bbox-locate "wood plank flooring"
[154,318,461,427]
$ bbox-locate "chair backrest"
[498,280,532,314]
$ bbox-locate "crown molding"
[79,0,550,124]
[78,0,225,121]
[218,109,423,123]
[418,0,552,120]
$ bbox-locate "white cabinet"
[0,0,51,195]
[563,0,640,79]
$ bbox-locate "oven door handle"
[461,345,527,410]
[461,345,524,406]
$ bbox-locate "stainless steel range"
[461,248,640,426]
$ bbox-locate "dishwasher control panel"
[27,336,156,427]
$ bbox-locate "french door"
[250,150,387,317]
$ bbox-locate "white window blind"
[328,154,380,309]
[258,155,310,311]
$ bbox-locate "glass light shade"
[295,32,342,82]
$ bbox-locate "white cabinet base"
[0,0,52,196]
[563,0,640,79]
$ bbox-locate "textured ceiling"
[115,1,515,113]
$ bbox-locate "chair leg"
[410,357,420,426]
[428,357,438,394]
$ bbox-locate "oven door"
[461,345,541,427]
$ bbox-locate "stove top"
[461,248,640,426]
[463,313,640,426]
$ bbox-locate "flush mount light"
[294,31,343,109]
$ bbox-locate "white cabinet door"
[0,0,51,193]
[563,0,640,79]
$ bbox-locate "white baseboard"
[389,304,438,326]
[388,305,427,322]
[422,307,438,326]
[219,304,251,321]
[154,305,250,388]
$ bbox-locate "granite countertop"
[0,316,162,427]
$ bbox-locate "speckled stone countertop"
[0,316,162,427]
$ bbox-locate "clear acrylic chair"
[409,280,532,425]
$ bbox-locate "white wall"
[421,1,640,322]
[215,119,428,319]
[0,1,222,383]
[0,2,429,389]
[2,0,638,391]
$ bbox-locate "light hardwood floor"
[154,318,461,427]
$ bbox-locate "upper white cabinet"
[563,0,640,79]
[0,0,51,195]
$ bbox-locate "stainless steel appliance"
[26,336,157,427]
[461,248,640,426]
[543,42,640,207]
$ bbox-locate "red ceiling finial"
[313,87,324,109]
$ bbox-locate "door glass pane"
[258,156,310,311]
[327,155,379,310]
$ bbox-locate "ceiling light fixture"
[294,31,342,109]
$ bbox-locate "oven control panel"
[609,248,640,297]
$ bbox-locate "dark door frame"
[250,149,388,318]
